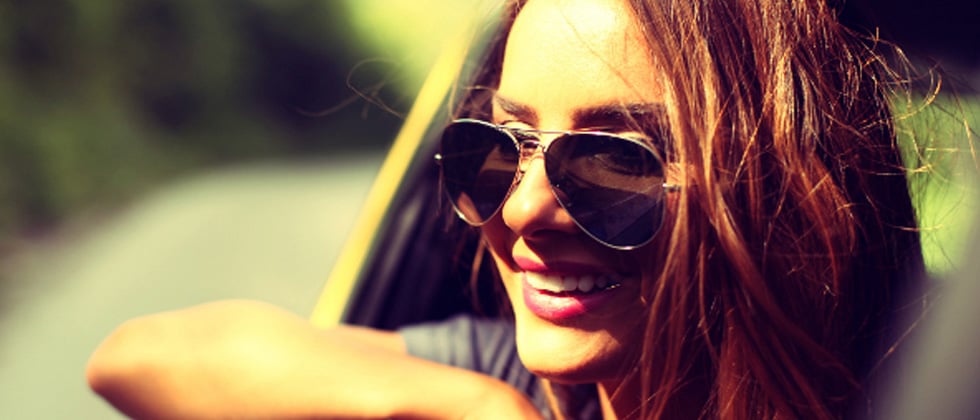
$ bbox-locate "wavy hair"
[454,0,928,418]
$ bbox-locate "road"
[0,153,381,419]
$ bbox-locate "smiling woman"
[86,0,931,419]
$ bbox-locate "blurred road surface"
[0,153,381,419]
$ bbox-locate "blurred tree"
[0,0,411,243]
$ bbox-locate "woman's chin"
[512,313,641,385]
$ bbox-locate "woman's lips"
[521,272,623,321]
[513,255,621,275]
[524,271,621,293]
[514,256,625,321]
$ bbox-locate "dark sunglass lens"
[546,134,666,248]
[439,121,519,224]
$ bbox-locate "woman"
[87,0,927,418]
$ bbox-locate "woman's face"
[482,0,666,385]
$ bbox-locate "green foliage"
[897,93,980,274]
[0,0,411,240]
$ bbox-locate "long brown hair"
[455,0,928,418]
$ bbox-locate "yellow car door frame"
[310,14,501,330]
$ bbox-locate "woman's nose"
[501,157,579,241]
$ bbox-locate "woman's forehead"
[512,0,634,50]
[497,0,663,127]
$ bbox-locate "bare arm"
[86,300,542,419]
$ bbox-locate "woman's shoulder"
[399,314,521,378]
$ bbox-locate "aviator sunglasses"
[436,118,678,250]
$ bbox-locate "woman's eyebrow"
[571,103,666,130]
[493,95,665,129]
[493,94,538,125]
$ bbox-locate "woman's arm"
[86,300,542,419]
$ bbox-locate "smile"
[521,271,625,321]
[524,271,622,294]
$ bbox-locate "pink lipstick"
[515,257,624,321]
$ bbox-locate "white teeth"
[525,272,621,293]
[526,272,565,293]
[562,277,578,291]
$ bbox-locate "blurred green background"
[0,0,469,245]
[0,0,976,418]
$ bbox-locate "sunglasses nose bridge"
[516,139,544,176]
